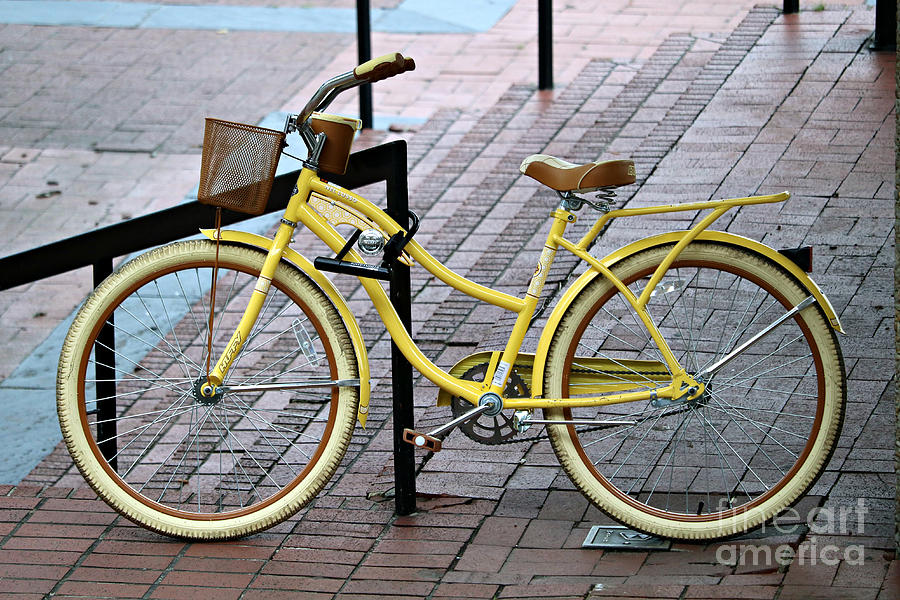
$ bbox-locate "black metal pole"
[538,0,553,90]
[93,258,118,471]
[871,0,896,51]
[357,0,374,129]
[323,141,415,513]
[385,142,416,515]
[783,0,799,13]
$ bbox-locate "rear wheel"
[57,240,359,539]
[543,242,845,540]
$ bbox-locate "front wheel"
[543,241,845,540]
[57,240,360,540]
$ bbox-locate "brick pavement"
[0,0,773,382]
[0,0,772,484]
[0,1,894,599]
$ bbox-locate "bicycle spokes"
[545,242,842,538]
[70,244,355,519]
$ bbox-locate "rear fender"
[530,230,844,399]
[200,229,371,427]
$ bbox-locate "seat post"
[558,191,581,211]
[484,205,576,396]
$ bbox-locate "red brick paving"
[0,1,896,600]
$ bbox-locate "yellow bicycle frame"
[205,166,831,418]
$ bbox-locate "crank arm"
[403,403,493,452]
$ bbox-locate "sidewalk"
[0,1,895,599]
[0,0,772,487]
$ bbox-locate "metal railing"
[0,141,418,516]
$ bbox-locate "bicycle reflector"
[779,246,813,272]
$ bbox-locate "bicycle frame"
[53,49,853,543]
[204,166,798,412]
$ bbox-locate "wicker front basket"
[198,119,285,215]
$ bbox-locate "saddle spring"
[559,186,618,213]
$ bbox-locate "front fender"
[531,230,843,398]
[200,229,371,428]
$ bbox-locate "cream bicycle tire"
[543,241,845,540]
[57,241,359,540]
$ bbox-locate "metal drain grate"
[582,525,671,550]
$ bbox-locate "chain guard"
[449,362,530,445]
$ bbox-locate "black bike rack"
[329,142,417,516]
[0,140,418,516]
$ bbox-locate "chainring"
[449,362,530,445]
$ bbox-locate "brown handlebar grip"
[354,52,415,84]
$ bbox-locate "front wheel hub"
[193,378,224,405]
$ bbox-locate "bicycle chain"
[484,404,694,446]
[448,362,691,446]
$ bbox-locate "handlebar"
[293,52,416,129]
[354,52,416,84]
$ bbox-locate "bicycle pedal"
[402,428,442,452]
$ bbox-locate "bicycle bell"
[357,228,386,255]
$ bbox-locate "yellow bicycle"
[56,53,846,541]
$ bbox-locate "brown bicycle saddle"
[519,154,636,193]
